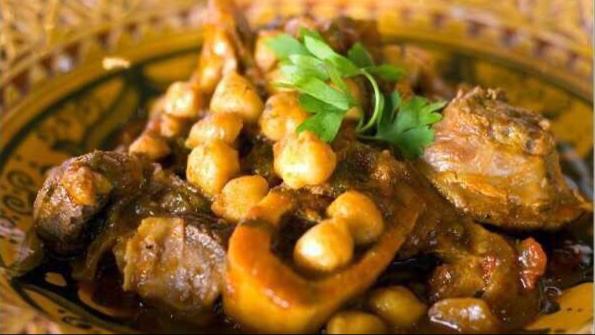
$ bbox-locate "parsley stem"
[357,70,383,133]
[357,134,382,141]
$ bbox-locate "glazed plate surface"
[0,0,592,333]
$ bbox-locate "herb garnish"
[266,29,446,158]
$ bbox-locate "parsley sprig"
[266,29,446,158]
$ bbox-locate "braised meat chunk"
[71,164,218,281]
[33,151,147,256]
[114,216,229,324]
[418,87,588,230]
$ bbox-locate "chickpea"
[428,298,499,333]
[259,92,309,141]
[212,175,269,222]
[129,133,170,160]
[368,286,427,328]
[284,16,319,37]
[326,311,388,334]
[163,81,201,119]
[395,81,414,100]
[210,71,264,123]
[186,140,240,196]
[159,114,186,138]
[148,97,165,118]
[382,45,433,86]
[196,26,238,94]
[186,112,243,148]
[254,30,281,72]
[265,68,292,95]
[327,191,384,245]
[273,131,337,189]
[344,79,364,120]
[293,218,353,273]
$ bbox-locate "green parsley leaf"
[296,111,345,142]
[288,55,329,81]
[297,95,346,141]
[299,28,325,41]
[393,126,435,160]
[347,42,374,67]
[324,60,350,96]
[365,64,404,82]
[292,77,351,110]
[329,55,360,77]
[303,35,360,76]
[277,65,313,85]
[265,34,309,59]
[267,27,439,159]
[373,92,445,159]
[303,34,336,59]
[298,93,343,114]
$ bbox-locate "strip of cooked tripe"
[224,185,423,333]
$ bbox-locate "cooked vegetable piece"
[517,237,547,290]
[224,164,424,333]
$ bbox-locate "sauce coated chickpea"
[210,71,264,123]
[163,81,201,119]
[327,191,384,245]
[428,298,499,333]
[254,30,281,72]
[159,114,186,138]
[186,112,243,148]
[129,133,170,160]
[273,131,337,189]
[293,218,353,273]
[212,175,269,222]
[326,311,388,334]
[196,26,238,94]
[343,78,364,120]
[368,286,427,328]
[259,92,309,141]
[186,140,240,196]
